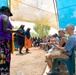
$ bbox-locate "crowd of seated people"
[32,37,42,47]
[32,29,67,52]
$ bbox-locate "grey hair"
[66,24,75,30]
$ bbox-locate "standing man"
[46,24,76,75]
[24,28,32,53]
[17,24,25,54]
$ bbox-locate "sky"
[11,21,58,35]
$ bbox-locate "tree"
[31,32,38,37]
[34,24,50,38]
[12,26,19,30]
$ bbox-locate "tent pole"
[53,0,59,29]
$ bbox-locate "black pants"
[18,39,24,53]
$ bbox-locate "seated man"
[45,24,76,75]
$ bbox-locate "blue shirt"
[18,27,25,40]
[64,34,76,56]
[25,30,30,38]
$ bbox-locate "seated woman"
[58,29,66,47]
[46,29,67,73]
[48,29,66,53]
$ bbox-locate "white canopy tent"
[10,0,58,29]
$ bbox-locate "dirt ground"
[10,47,46,75]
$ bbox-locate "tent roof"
[10,0,58,29]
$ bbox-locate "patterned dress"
[0,39,11,74]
